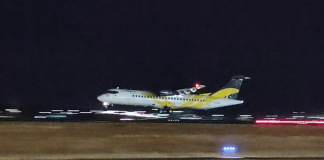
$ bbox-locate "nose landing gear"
[103,102,111,108]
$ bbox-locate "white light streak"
[292,116,305,118]
[240,115,252,117]
[67,112,78,114]
[134,111,146,113]
[212,114,224,117]
[34,116,47,119]
[157,114,169,117]
[79,112,92,114]
[172,111,184,113]
[99,110,120,114]
[39,112,51,114]
[308,116,324,119]
[90,110,103,113]
[68,110,79,112]
[60,112,78,114]
[180,117,202,120]
[5,109,21,113]
[120,118,134,121]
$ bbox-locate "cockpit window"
[107,91,119,94]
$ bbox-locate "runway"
[2,108,324,159]
[80,158,324,160]
[1,122,324,159]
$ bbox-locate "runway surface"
[80,157,323,160]
[2,158,324,160]
[2,108,324,159]
[1,122,324,159]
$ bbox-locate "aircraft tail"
[211,75,249,99]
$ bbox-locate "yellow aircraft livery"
[97,75,250,113]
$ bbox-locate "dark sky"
[0,1,323,113]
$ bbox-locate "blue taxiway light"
[223,147,236,151]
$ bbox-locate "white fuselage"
[97,89,243,110]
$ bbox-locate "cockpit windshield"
[106,91,119,94]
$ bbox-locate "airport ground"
[1,122,324,159]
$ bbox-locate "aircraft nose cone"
[97,95,105,102]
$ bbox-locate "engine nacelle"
[184,90,191,94]
[190,88,197,93]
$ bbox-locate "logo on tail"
[211,75,250,99]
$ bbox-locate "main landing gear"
[159,106,173,114]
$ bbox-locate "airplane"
[97,75,250,113]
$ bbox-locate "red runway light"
[255,119,324,126]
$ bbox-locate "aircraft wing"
[198,93,211,96]
[176,84,206,95]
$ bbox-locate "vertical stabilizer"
[211,75,249,99]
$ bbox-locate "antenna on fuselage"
[117,86,119,89]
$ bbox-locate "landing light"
[103,102,109,106]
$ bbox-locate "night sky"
[0,1,323,114]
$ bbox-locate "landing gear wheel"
[164,106,172,114]
[103,102,109,108]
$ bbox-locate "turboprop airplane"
[97,75,250,113]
